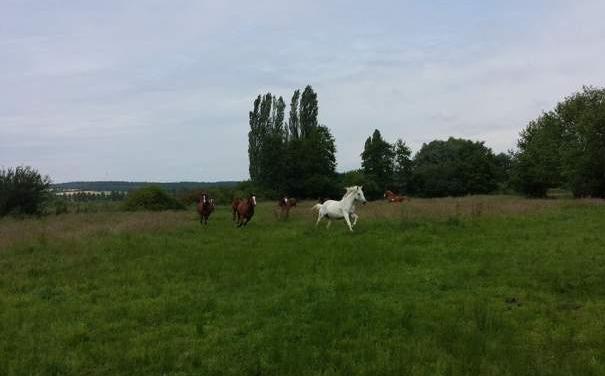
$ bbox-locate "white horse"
[312,186,367,232]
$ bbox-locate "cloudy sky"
[2,1,604,182]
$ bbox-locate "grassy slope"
[1,200,605,375]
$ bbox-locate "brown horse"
[231,198,241,222]
[384,190,410,203]
[196,193,215,224]
[236,194,257,227]
[277,196,297,219]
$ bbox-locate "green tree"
[512,86,605,198]
[393,139,413,194]
[361,129,395,198]
[248,95,263,183]
[412,138,498,197]
[511,112,564,197]
[248,93,288,194]
[340,169,379,197]
[0,166,51,217]
[259,96,287,194]
[299,85,318,139]
[247,86,337,198]
[123,186,185,211]
[557,87,605,197]
[288,89,300,141]
[494,152,513,191]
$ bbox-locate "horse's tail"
[311,203,322,212]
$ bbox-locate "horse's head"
[347,186,367,204]
[200,193,207,203]
[250,193,257,206]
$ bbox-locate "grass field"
[1,196,605,375]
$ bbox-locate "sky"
[1,1,605,182]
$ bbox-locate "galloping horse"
[312,186,367,232]
[231,198,241,222]
[196,192,215,225]
[384,190,409,203]
[277,196,297,219]
[236,193,257,227]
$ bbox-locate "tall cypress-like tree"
[393,139,413,193]
[248,95,262,182]
[248,86,337,198]
[361,129,395,196]
[248,93,276,187]
[288,90,300,141]
[299,85,318,139]
[260,96,287,192]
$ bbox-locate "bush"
[411,138,499,197]
[0,166,51,217]
[52,199,69,215]
[122,186,185,211]
[177,187,238,206]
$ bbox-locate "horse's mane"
[342,186,358,199]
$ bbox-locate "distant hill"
[52,181,241,192]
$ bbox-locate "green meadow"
[1,197,604,375]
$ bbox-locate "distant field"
[1,197,605,375]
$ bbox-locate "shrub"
[53,199,69,215]
[411,138,499,197]
[177,187,238,206]
[122,186,185,211]
[0,166,51,217]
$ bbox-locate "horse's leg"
[351,213,359,227]
[343,212,354,232]
[315,212,323,227]
[326,220,332,229]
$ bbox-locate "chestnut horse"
[231,198,241,221]
[384,190,409,203]
[236,194,257,227]
[196,192,215,224]
[277,196,297,219]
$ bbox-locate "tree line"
[347,131,511,199]
[2,85,603,218]
[247,85,605,200]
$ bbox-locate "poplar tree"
[248,86,337,198]
[299,85,318,139]
[361,129,395,195]
[247,95,262,182]
[393,139,413,193]
[288,90,300,141]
